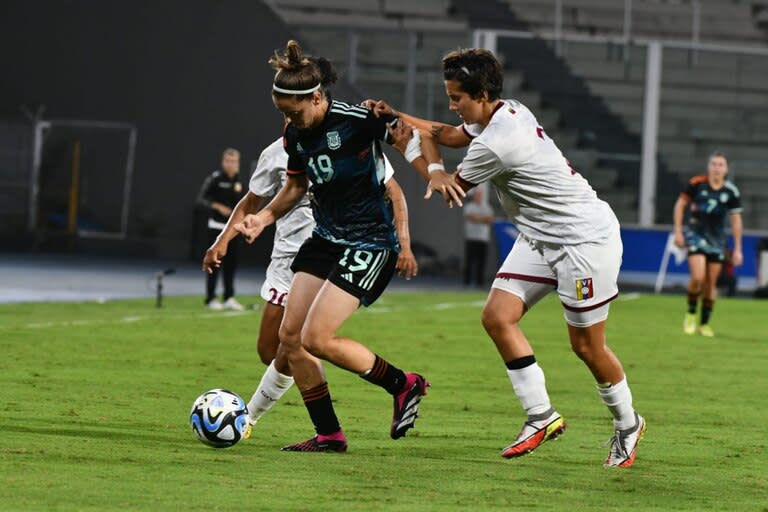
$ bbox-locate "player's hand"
[386,121,413,154]
[732,248,743,267]
[396,246,418,280]
[362,99,397,118]
[202,243,227,274]
[425,170,465,208]
[673,232,685,248]
[234,214,266,244]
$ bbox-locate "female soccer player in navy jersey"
[202,136,413,434]
[234,40,427,452]
[673,152,743,337]
[371,47,645,468]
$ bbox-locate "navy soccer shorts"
[685,231,726,263]
[291,234,397,307]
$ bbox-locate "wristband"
[427,163,445,174]
[403,129,422,163]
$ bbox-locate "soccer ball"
[190,388,249,448]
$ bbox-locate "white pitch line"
[3,300,486,330]
[3,310,253,330]
[364,300,485,314]
[428,300,486,311]
[120,316,144,323]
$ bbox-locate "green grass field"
[1,292,766,511]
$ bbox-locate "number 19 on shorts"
[338,248,389,291]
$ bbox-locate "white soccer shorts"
[492,227,622,327]
[260,256,295,307]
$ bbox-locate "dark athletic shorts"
[290,234,397,307]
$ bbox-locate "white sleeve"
[457,141,503,185]
[249,138,287,196]
[383,154,395,183]
[462,122,483,139]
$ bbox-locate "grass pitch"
[1,291,766,511]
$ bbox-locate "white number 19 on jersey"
[309,155,335,183]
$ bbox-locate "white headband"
[272,83,321,95]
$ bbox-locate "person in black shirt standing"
[197,148,246,310]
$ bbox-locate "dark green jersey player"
[673,152,744,337]
[680,174,742,260]
[234,40,428,453]
[283,100,399,251]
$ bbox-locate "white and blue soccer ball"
[190,388,249,448]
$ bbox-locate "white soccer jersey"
[249,137,315,259]
[458,100,618,244]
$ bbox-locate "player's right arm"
[203,191,268,273]
[235,174,308,243]
[235,130,309,243]
[672,197,688,248]
[365,99,471,148]
[673,178,696,248]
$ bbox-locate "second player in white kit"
[250,137,315,309]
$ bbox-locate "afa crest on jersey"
[327,131,341,150]
[576,278,594,300]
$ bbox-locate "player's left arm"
[426,141,501,208]
[729,212,743,267]
[203,191,268,273]
[385,119,467,207]
[386,120,431,182]
[386,177,418,280]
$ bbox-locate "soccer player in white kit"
[203,134,416,440]
[374,47,646,468]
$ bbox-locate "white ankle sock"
[247,360,294,423]
[596,377,636,430]
[507,362,552,417]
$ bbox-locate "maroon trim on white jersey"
[490,101,506,118]
[463,102,506,139]
[496,272,557,286]
[561,293,619,312]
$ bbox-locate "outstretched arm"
[203,191,269,273]
[386,177,418,280]
[366,99,471,148]
[234,174,309,243]
[387,120,468,208]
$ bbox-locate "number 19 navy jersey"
[284,100,400,251]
